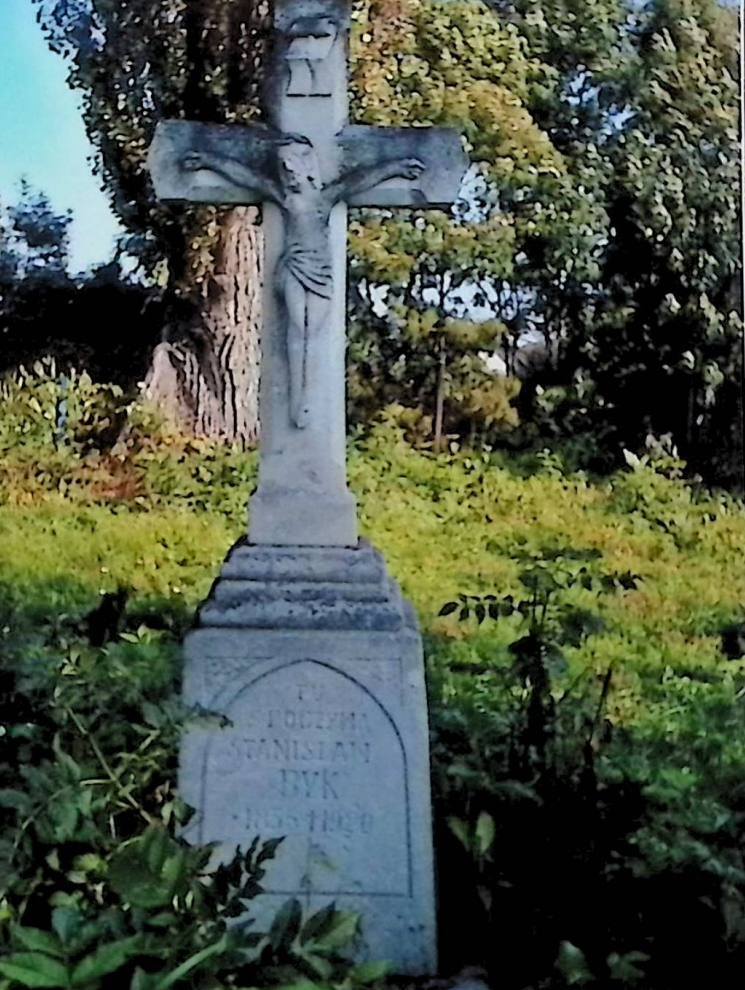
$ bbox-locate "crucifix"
[149,0,467,548]
[151,3,467,968]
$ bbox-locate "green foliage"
[0,561,365,988]
[505,0,742,484]
[0,363,258,520]
[348,0,559,443]
[345,0,743,481]
[351,421,745,987]
[0,362,129,455]
[431,537,745,987]
[3,385,745,987]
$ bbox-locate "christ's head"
[277,136,321,194]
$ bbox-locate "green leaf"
[140,702,164,728]
[0,954,71,988]
[143,825,172,873]
[109,832,180,909]
[351,960,390,983]
[297,952,333,980]
[51,799,79,843]
[555,941,593,986]
[492,780,542,805]
[300,903,337,945]
[306,910,359,952]
[12,930,64,959]
[144,913,178,929]
[129,968,158,990]
[51,908,83,947]
[256,836,284,865]
[268,898,303,952]
[71,937,143,985]
[51,738,82,784]
[607,950,650,982]
[160,847,188,889]
[447,816,471,851]
[0,789,33,814]
[150,935,228,990]
[475,811,495,857]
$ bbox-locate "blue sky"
[0,0,121,273]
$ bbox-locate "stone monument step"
[212,577,394,604]
[198,595,406,630]
[222,539,386,584]
[196,540,416,631]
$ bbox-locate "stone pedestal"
[180,540,437,973]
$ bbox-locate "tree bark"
[145,206,262,444]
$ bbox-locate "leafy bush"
[2,391,745,988]
[0,580,374,990]
[432,547,745,988]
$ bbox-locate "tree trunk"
[433,336,447,451]
[145,207,262,443]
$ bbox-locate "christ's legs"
[284,273,309,428]
[284,272,330,429]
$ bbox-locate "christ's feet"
[291,400,310,429]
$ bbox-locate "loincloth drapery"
[280,242,333,299]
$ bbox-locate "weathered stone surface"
[148,120,467,209]
[341,126,468,208]
[148,122,275,205]
[221,541,387,583]
[197,540,410,630]
[181,542,436,973]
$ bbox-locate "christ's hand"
[396,158,425,180]
[182,151,211,171]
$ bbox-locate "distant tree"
[0,181,71,285]
[33,0,271,443]
[597,0,742,481]
[347,0,572,445]
[348,0,742,478]
[0,183,72,339]
[502,0,743,482]
[0,183,158,386]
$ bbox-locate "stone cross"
[149,0,467,548]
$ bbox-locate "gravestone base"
[180,540,437,974]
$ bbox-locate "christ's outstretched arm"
[326,157,425,203]
[182,151,282,204]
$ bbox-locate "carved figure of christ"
[182,139,424,428]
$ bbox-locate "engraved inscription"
[241,806,374,837]
[199,660,410,896]
[217,736,371,770]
